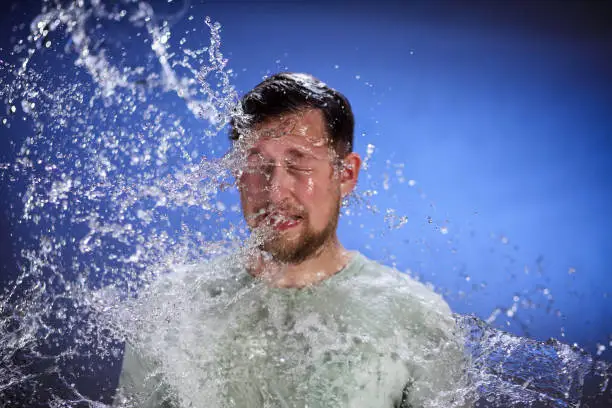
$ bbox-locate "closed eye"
[285,160,313,173]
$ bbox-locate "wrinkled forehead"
[244,109,331,154]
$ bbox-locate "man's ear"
[339,152,361,198]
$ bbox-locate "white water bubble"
[382,173,390,190]
[486,308,501,324]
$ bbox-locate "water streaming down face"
[0,1,610,407]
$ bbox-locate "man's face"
[236,109,344,263]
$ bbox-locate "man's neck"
[247,237,352,288]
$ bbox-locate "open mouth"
[268,213,302,231]
[255,210,303,231]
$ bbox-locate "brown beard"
[261,197,340,264]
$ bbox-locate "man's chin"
[262,239,295,256]
[261,238,305,264]
[256,220,335,264]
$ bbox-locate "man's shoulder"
[350,252,453,317]
[144,252,249,299]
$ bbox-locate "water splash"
[1,1,241,405]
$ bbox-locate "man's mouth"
[255,210,302,231]
[269,213,302,231]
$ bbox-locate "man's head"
[230,73,361,263]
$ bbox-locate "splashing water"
[0,1,610,407]
[1,1,241,405]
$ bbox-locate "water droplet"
[382,173,389,190]
[10,105,16,113]
[45,41,51,48]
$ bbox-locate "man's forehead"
[250,109,329,149]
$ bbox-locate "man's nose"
[267,164,294,203]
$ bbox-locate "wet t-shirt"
[115,252,469,408]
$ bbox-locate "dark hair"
[230,72,354,156]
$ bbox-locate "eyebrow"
[246,147,320,160]
[286,147,319,160]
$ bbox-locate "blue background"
[1,0,611,362]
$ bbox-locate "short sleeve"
[404,325,472,407]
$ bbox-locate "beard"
[258,198,340,264]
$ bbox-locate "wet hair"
[230,72,355,156]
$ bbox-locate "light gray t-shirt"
[115,252,469,408]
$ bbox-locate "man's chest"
[203,295,409,407]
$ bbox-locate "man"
[115,73,470,408]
